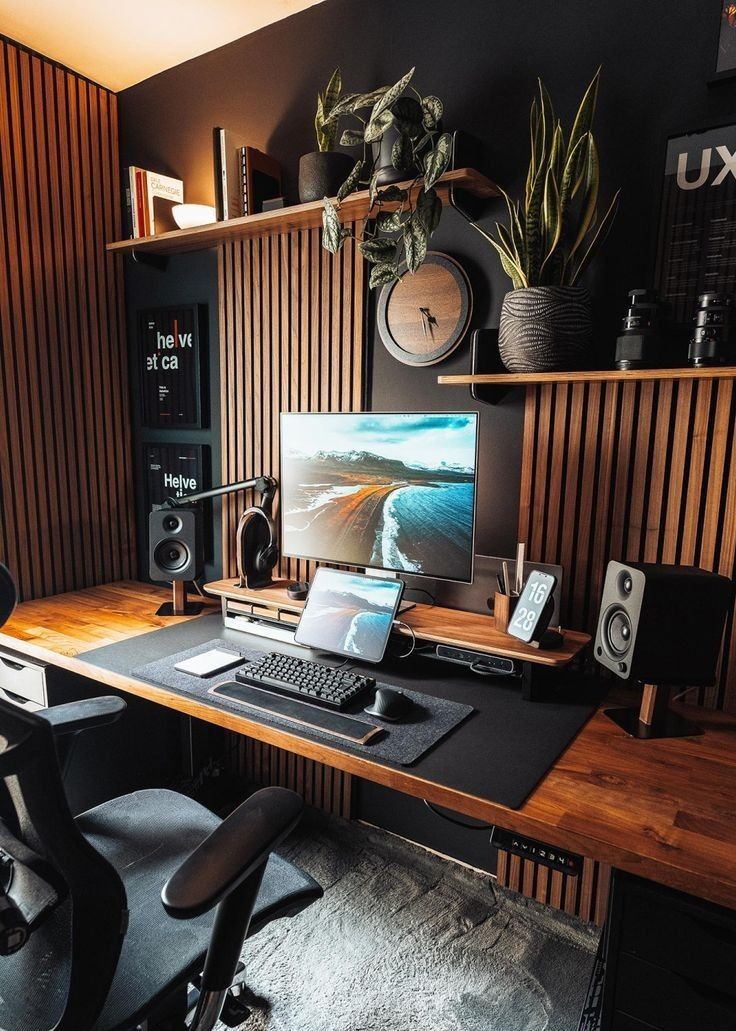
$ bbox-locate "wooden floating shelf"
[204,579,591,669]
[438,366,736,388]
[106,167,499,257]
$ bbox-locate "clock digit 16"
[508,570,558,644]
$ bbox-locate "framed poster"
[144,443,211,559]
[654,124,736,324]
[713,1,736,82]
[144,443,209,510]
[139,304,206,428]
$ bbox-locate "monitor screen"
[294,568,404,663]
[280,412,478,583]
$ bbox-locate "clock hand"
[419,307,437,335]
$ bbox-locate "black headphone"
[0,565,17,630]
[245,506,279,573]
[236,505,279,586]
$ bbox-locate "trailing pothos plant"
[472,68,620,289]
[320,67,453,288]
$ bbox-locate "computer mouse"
[365,687,413,722]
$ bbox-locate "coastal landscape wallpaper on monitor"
[295,569,403,661]
[280,413,478,582]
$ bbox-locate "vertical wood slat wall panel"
[500,377,736,923]
[518,379,736,711]
[0,38,135,600]
[219,225,364,580]
[235,737,353,819]
[219,224,365,815]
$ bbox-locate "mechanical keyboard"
[235,652,376,711]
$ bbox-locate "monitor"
[294,568,404,662]
[280,412,478,583]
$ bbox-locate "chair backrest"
[0,566,127,1031]
[0,563,16,626]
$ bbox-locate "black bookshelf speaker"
[594,561,733,685]
[595,561,734,739]
[149,508,203,583]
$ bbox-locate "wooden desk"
[2,581,736,915]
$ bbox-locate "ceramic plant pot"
[498,285,593,372]
[298,151,355,203]
[372,127,407,187]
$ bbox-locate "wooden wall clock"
[376,251,473,366]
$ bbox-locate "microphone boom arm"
[155,475,277,510]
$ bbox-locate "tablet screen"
[294,569,404,663]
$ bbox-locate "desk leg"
[521,662,550,701]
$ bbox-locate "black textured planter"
[498,286,593,372]
[298,151,355,203]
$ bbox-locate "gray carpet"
[226,814,599,1031]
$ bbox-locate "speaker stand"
[605,683,703,739]
[156,580,204,617]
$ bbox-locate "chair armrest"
[162,787,303,919]
[38,696,126,736]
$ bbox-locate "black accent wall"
[117,0,736,864]
[119,0,736,585]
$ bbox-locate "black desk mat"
[132,638,473,767]
[82,614,608,809]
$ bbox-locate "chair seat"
[75,788,321,1031]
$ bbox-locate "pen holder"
[494,591,512,634]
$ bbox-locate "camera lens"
[689,292,736,367]
[615,288,664,370]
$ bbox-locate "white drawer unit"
[0,649,48,710]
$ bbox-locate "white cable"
[392,620,416,659]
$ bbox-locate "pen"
[497,572,504,593]
[515,542,525,595]
[502,561,511,596]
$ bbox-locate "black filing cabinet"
[601,871,736,1031]
[0,646,184,814]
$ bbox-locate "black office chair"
[0,563,323,1031]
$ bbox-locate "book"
[135,168,148,237]
[241,146,282,216]
[127,167,138,237]
[124,174,134,238]
[213,128,282,220]
[145,171,184,234]
[123,166,184,238]
[213,127,248,220]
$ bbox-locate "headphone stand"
[156,580,204,617]
[604,683,703,739]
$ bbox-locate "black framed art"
[653,123,736,324]
[139,304,206,428]
[143,442,212,558]
[712,0,736,82]
[144,443,209,509]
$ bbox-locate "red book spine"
[135,169,147,237]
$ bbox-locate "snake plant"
[473,69,620,288]
[315,68,343,152]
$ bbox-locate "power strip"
[433,644,517,676]
[223,612,299,645]
[491,827,582,876]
